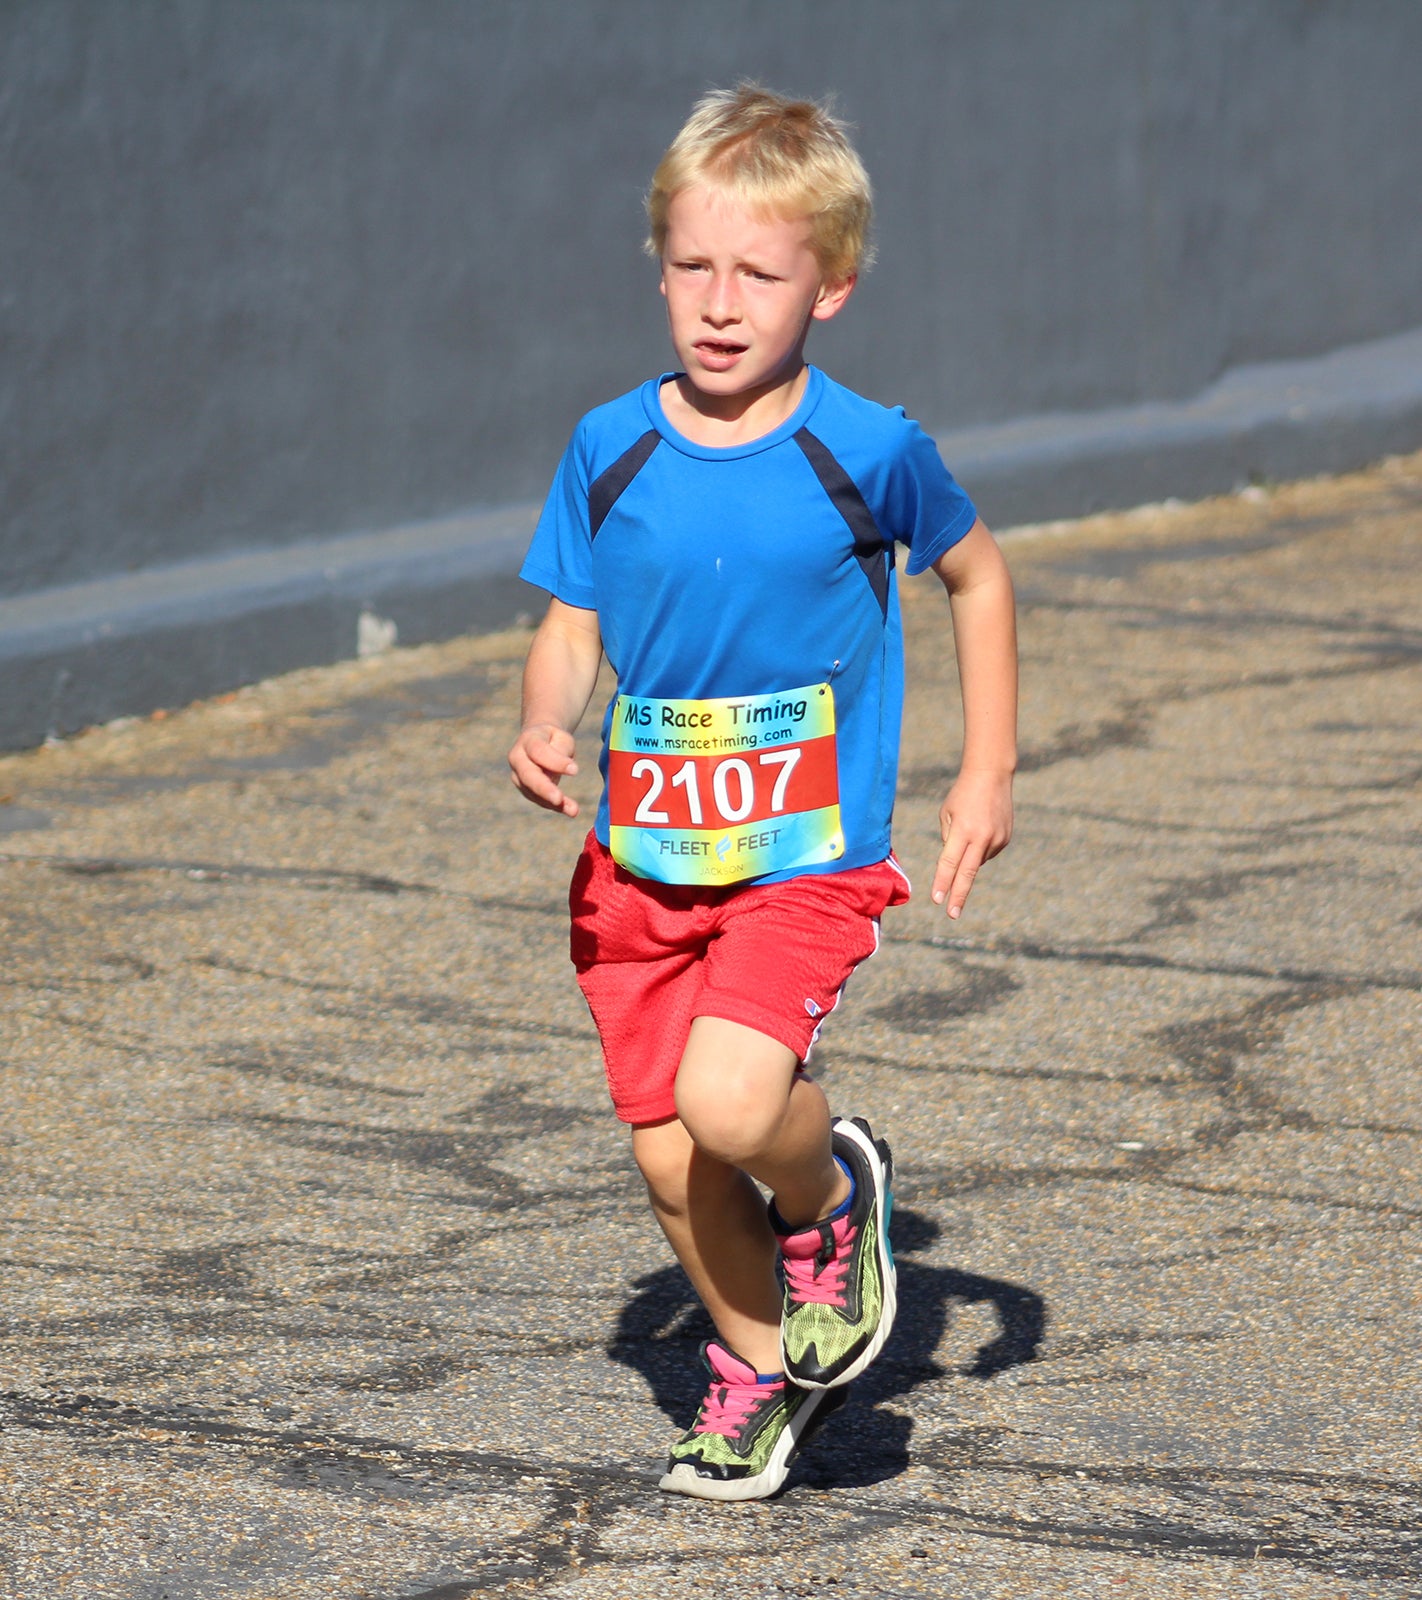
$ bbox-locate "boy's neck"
[659,363,811,448]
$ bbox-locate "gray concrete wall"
[4,1,1422,746]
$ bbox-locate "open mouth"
[695,339,748,366]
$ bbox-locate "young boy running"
[508,84,1017,1500]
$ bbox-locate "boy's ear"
[812,272,857,322]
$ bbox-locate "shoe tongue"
[705,1341,762,1385]
[779,1219,837,1261]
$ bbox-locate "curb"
[3,326,1420,751]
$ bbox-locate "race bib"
[607,683,843,886]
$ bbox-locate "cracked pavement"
[1,451,1419,1599]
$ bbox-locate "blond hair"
[646,83,874,282]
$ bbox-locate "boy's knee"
[675,1072,783,1167]
[672,1018,798,1165]
[631,1123,695,1212]
[634,1121,760,1219]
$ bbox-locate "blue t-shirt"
[520,366,977,882]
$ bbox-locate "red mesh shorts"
[569,832,910,1125]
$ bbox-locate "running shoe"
[658,1340,843,1501]
[777,1115,897,1389]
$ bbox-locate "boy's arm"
[928,519,1018,918]
[508,598,604,818]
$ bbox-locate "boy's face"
[659,185,854,418]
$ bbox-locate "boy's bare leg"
[631,1018,853,1373]
[632,1117,784,1372]
[675,1017,851,1229]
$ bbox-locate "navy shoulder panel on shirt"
[793,426,893,620]
[589,429,660,538]
[806,370,978,574]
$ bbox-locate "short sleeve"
[518,426,599,610]
[890,416,979,576]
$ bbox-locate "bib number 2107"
[629,747,801,825]
[607,684,843,886]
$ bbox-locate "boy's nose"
[703,274,740,324]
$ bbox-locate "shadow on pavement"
[607,1205,1048,1492]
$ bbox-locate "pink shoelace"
[781,1218,857,1308]
[693,1377,777,1436]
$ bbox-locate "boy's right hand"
[508,723,582,816]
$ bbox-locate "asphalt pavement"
[2,451,1419,1599]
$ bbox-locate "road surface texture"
[2,452,1419,1599]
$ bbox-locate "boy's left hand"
[931,769,1014,920]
